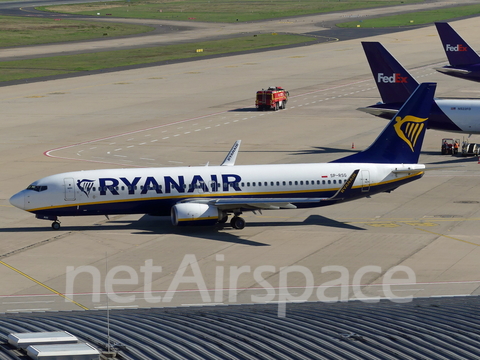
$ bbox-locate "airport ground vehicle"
[441,138,460,155]
[462,141,480,156]
[255,86,289,111]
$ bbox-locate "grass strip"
[337,4,480,27]
[39,0,422,22]
[0,16,153,47]
[0,33,315,82]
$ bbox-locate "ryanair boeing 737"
[10,83,436,230]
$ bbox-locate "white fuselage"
[10,162,425,218]
[436,98,480,133]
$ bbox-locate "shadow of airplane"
[0,214,363,247]
[426,155,479,165]
[291,146,360,156]
[241,214,365,230]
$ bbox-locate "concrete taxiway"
[1,16,480,313]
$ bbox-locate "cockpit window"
[26,185,48,192]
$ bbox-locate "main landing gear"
[230,216,246,230]
[51,221,61,230]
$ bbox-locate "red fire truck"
[255,86,289,111]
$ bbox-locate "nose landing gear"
[51,221,61,230]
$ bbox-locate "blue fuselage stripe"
[30,175,421,217]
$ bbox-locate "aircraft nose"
[9,191,25,210]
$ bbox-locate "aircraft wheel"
[230,216,246,230]
[218,215,228,224]
[52,221,61,230]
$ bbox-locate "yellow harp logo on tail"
[393,115,427,152]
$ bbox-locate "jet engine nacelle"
[171,203,221,226]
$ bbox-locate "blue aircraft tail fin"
[332,82,436,164]
[362,42,419,105]
[435,22,480,66]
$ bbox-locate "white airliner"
[10,83,436,230]
[359,42,480,134]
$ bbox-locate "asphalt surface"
[1,0,480,316]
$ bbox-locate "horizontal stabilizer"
[435,67,471,75]
[357,106,397,118]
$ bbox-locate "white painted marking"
[2,301,54,305]
[7,308,51,312]
[95,305,139,309]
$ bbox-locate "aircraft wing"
[180,170,360,210]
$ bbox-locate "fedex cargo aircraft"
[358,41,480,134]
[435,22,480,82]
[10,83,436,230]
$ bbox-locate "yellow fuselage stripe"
[27,173,422,213]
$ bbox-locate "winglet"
[326,169,360,201]
[221,140,241,166]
